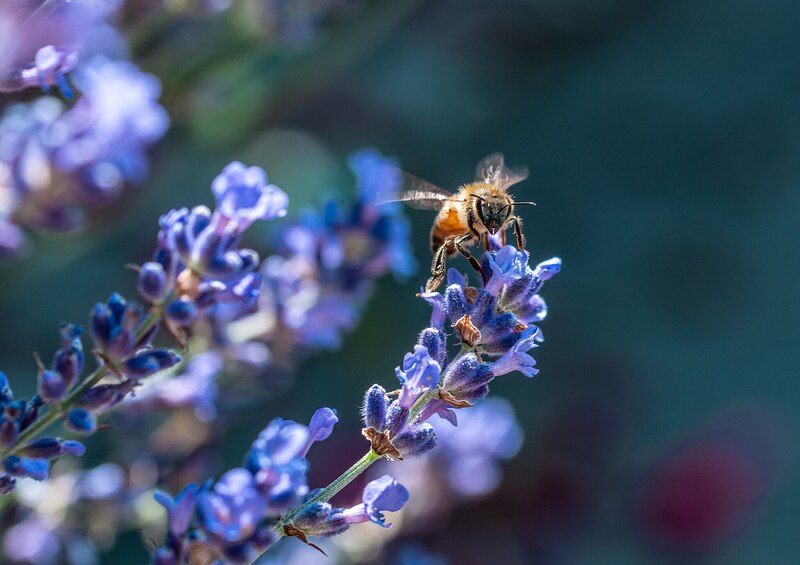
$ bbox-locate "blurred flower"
[639,404,793,556]
[0,57,168,256]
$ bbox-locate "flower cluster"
[244,148,414,354]
[137,161,288,330]
[0,292,181,493]
[359,245,560,465]
[151,408,409,563]
[0,57,168,255]
[153,241,559,562]
[0,161,289,496]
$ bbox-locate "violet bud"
[37,370,66,403]
[362,385,387,431]
[166,299,198,325]
[138,262,168,302]
[65,409,96,434]
[393,423,437,458]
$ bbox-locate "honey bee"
[379,153,536,292]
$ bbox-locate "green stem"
[273,448,382,541]
[0,305,164,460]
[258,384,443,561]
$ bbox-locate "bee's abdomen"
[431,206,472,253]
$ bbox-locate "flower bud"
[38,370,66,402]
[138,262,168,301]
[65,408,96,434]
[393,423,436,458]
[362,385,387,431]
[166,299,197,325]
[3,455,49,481]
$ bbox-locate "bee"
[379,153,536,292]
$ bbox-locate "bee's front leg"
[426,242,452,293]
[453,233,487,284]
[426,233,483,292]
[511,216,526,251]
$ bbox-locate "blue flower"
[396,346,441,409]
[197,469,266,543]
[211,162,289,235]
[154,484,200,538]
[491,326,540,378]
[302,408,338,456]
[484,246,529,295]
[245,418,309,514]
[341,475,410,528]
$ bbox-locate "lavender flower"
[137,161,287,328]
[293,475,410,536]
[0,57,168,256]
[152,410,336,562]
[360,244,559,463]
[234,149,414,354]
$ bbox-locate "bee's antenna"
[471,194,488,203]
[514,201,537,206]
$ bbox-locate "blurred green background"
[1,0,799,563]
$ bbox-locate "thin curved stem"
[255,384,441,562]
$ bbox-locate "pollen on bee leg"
[453,314,481,347]
[362,427,403,461]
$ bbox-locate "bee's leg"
[426,242,452,293]
[511,216,526,251]
[454,233,488,284]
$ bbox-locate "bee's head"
[474,195,511,235]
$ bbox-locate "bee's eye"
[481,203,491,218]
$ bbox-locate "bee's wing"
[376,174,459,210]
[475,152,529,189]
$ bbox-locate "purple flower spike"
[491,327,540,378]
[197,469,266,543]
[154,483,200,537]
[301,408,338,456]
[342,475,409,528]
[211,162,289,235]
[485,246,529,295]
[396,345,440,409]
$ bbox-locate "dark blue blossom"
[90,293,180,378]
